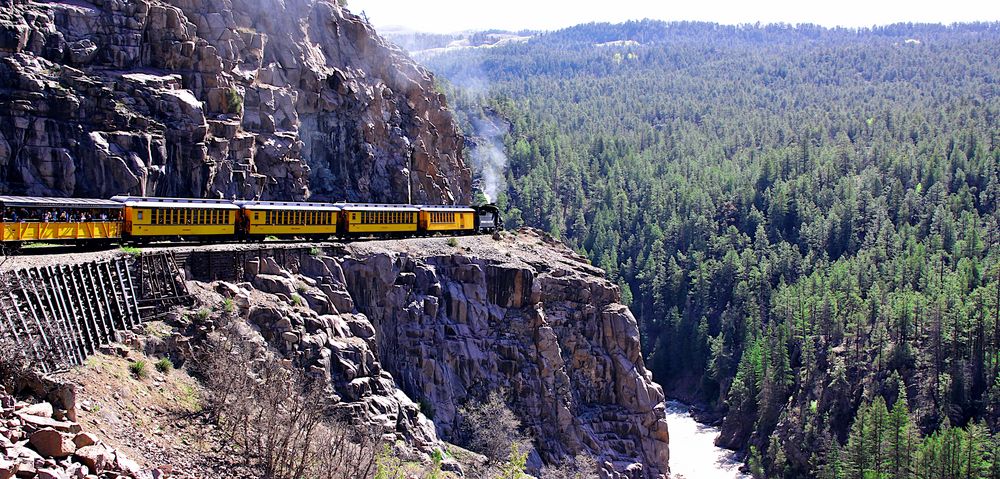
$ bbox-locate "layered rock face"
[206,230,669,478]
[0,0,470,203]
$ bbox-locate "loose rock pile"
[0,391,166,479]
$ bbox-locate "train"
[0,195,504,250]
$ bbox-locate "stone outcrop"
[0,0,470,203]
[194,229,670,478]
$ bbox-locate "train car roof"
[335,203,421,212]
[417,205,476,212]
[110,196,239,210]
[0,195,123,209]
[234,200,341,212]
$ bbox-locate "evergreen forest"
[417,20,1000,477]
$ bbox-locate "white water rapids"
[664,401,751,479]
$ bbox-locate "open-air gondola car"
[111,196,239,241]
[0,196,122,247]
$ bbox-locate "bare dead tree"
[196,321,383,479]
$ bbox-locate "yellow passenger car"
[0,196,123,245]
[418,206,476,234]
[111,196,238,240]
[236,201,340,239]
[338,204,419,236]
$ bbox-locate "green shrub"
[373,444,405,479]
[119,246,141,256]
[196,308,211,320]
[155,357,173,374]
[129,360,149,379]
[309,247,321,256]
[496,442,529,479]
[446,237,459,247]
[291,294,304,306]
[221,298,235,313]
[225,86,243,114]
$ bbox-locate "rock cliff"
[0,0,470,203]
[186,230,670,478]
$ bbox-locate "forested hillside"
[419,20,1000,477]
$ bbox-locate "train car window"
[138,210,144,221]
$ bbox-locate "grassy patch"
[119,245,142,256]
[129,360,149,379]
[446,237,458,247]
[155,358,174,374]
[179,385,201,413]
[291,294,304,307]
[221,298,235,313]
[196,308,211,321]
[309,246,322,256]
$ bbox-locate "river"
[664,401,751,479]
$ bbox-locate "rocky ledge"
[0,0,469,203]
[182,229,670,478]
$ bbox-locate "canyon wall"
[0,0,470,203]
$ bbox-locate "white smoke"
[469,115,508,203]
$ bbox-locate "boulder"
[20,402,53,418]
[0,459,18,479]
[73,445,113,472]
[35,469,69,479]
[71,432,97,449]
[28,428,76,458]
[18,414,82,434]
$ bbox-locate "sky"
[349,0,1000,34]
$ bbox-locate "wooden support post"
[46,266,85,365]
[83,264,112,344]
[113,260,135,330]
[123,258,142,325]
[72,265,103,347]
[7,291,47,374]
[63,265,95,355]
[102,262,125,331]
[0,293,25,350]
[30,268,76,367]
[94,263,118,337]
[15,272,60,367]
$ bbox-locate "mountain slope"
[422,20,1000,477]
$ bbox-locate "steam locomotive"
[0,195,503,249]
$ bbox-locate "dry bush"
[0,338,30,393]
[539,453,601,479]
[197,322,382,479]
[456,390,532,465]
